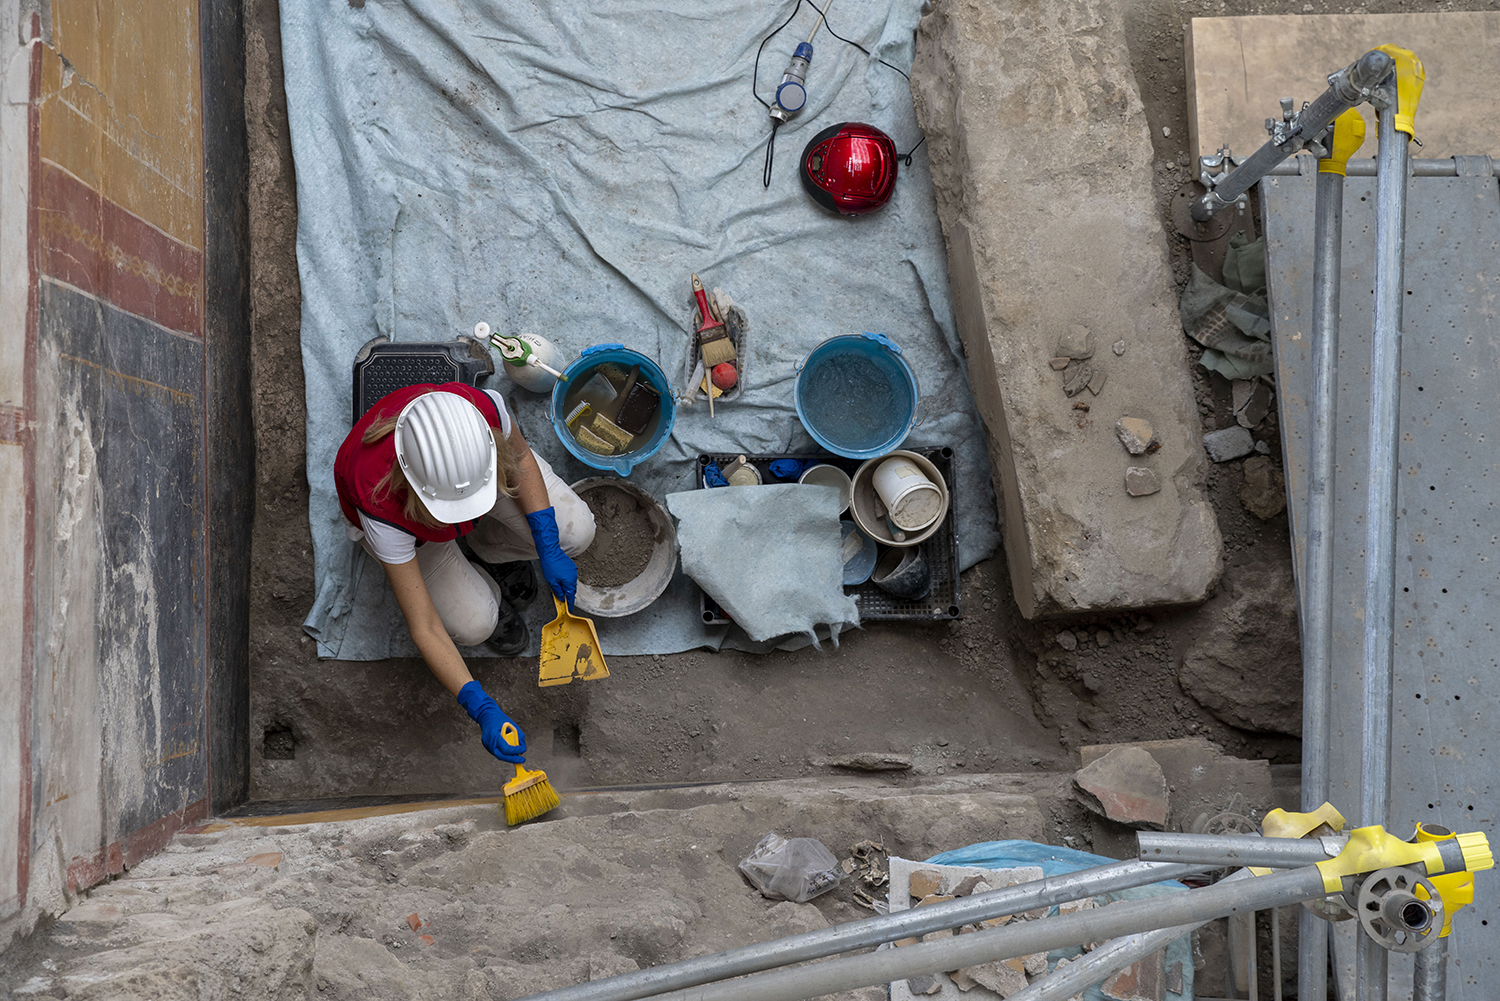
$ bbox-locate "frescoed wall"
[0,0,250,942]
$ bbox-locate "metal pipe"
[1298,158,1345,1001]
[1137,832,1340,868]
[1192,48,1392,219]
[1272,907,1283,1001]
[645,867,1333,1001]
[1412,935,1448,1001]
[1268,156,1498,177]
[1004,924,1199,1001]
[1356,97,1411,1001]
[521,859,1211,1001]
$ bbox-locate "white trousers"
[413,454,595,647]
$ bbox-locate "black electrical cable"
[763,119,780,188]
[753,0,925,187]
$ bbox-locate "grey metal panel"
[1264,166,1500,999]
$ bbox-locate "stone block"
[911,0,1221,618]
[1073,747,1169,829]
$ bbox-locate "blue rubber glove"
[456,680,526,764]
[524,506,578,609]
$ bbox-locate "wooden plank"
[1187,13,1500,162]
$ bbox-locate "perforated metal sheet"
[1263,159,1500,998]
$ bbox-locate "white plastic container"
[475,323,567,394]
[872,456,943,531]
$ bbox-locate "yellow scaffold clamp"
[1372,44,1426,141]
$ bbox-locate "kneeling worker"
[335,382,594,765]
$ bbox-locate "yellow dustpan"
[538,596,609,687]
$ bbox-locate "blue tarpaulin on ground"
[284,0,1000,659]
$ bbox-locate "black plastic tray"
[695,447,962,623]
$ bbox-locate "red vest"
[335,383,502,543]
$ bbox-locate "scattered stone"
[830,752,913,772]
[1180,561,1302,735]
[1125,466,1161,497]
[765,901,829,938]
[1162,126,1172,138]
[1166,960,1184,995]
[406,913,422,933]
[952,875,991,896]
[1232,378,1274,429]
[1112,339,1127,356]
[1022,951,1049,976]
[1055,630,1078,651]
[1073,746,1170,829]
[917,894,956,908]
[922,929,955,944]
[964,959,1027,996]
[905,974,944,995]
[1102,948,1167,1001]
[1203,425,1255,462]
[1080,739,1274,833]
[979,914,1011,928]
[1115,417,1156,455]
[1094,630,1111,648]
[1050,356,1072,370]
[1060,895,1100,914]
[1087,369,1107,396]
[909,869,943,899]
[1255,439,1270,454]
[1240,455,1286,520]
[1056,324,1094,360]
[1063,361,1092,397]
[948,967,979,992]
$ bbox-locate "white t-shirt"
[346,389,513,565]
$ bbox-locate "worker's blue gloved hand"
[456,680,526,764]
[524,506,578,609]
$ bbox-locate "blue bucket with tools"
[551,344,676,476]
[794,333,919,459]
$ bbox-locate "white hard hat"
[394,392,497,524]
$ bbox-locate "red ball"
[711,362,738,391]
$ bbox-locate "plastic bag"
[738,833,844,902]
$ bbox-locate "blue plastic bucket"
[794,333,919,459]
[551,344,676,476]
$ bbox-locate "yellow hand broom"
[498,721,560,825]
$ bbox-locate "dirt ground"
[12,1,1500,998]
[240,0,1358,808]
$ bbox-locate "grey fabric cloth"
[666,485,859,645]
[1180,233,1273,378]
[285,0,1002,659]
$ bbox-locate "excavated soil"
[574,486,654,587]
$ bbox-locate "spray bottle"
[473,322,568,394]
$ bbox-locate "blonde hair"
[363,407,519,529]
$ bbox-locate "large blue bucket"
[794,333,919,459]
[551,344,676,476]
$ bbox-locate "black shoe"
[459,541,539,607]
[488,600,530,657]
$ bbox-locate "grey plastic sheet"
[286,0,1000,658]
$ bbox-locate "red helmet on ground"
[799,122,898,215]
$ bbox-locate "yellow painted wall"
[39,0,203,249]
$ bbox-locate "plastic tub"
[849,450,949,548]
[570,477,677,618]
[551,344,676,476]
[794,333,918,459]
[798,463,853,514]
[841,521,879,585]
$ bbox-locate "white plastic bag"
[738,832,845,903]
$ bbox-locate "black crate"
[352,337,495,422]
[695,447,961,624]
